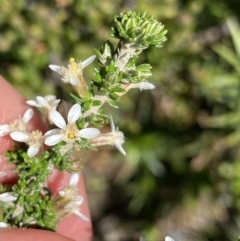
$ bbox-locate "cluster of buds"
[111,11,167,48]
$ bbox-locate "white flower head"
[44,103,100,146]
[0,109,33,137]
[10,130,44,157]
[49,55,96,86]
[26,95,61,124]
[90,116,126,156]
[27,95,61,112]
[0,192,17,203]
[53,173,89,221]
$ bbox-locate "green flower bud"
[110,11,167,48]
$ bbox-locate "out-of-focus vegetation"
[2,0,240,240]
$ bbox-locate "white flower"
[165,237,175,241]
[10,130,44,157]
[53,173,89,221]
[0,109,33,137]
[90,116,126,156]
[49,55,96,86]
[0,192,17,202]
[44,103,100,146]
[26,95,61,111]
[26,95,61,124]
[0,222,8,228]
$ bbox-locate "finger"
[0,229,74,241]
[0,76,92,240]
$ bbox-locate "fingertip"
[0,229,74,241]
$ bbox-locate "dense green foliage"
[2,0,240,240]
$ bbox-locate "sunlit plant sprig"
[0,11,167,231]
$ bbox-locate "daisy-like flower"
[44,103,100,146]
[10,130,45,157]
[0,192,17,203]
[0,109,33,137]
[49,55,96,86]
[53,173,89,221]
[26,95,61,113]
[90,115,126,156]
[26,95,61,124]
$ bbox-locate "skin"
[0,76,92,241]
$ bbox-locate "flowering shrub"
[0,11,167,233]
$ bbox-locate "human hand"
[0,76,92,241]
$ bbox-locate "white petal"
[139,82,155,90]
[44,128,61,137]
[81,55,96,69]
[70,77,79,86]
[49,64,62,72]
[0,124,10,137]
[73,210,89,221]
[36,96,47,107]
[69,173,79,186]
[27,145,40,157]
[79,128,100,139]
[0,192,17,202]
[10,131,29,142]
[68,104,81,124]
[52,99,61,107]
[115,143,126,156]
[23,109,33,123]
[109,115,115,132]
[44,134,63,146]
[0,222,8,228]
[50,110,66,129]
[165,237,175,241]
[26,100,40,107]
[45,95,57,101]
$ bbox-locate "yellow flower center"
[63,124,79,143]
[68,133,76,139]
[69,58,78,72]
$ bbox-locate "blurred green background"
[2,0,240,240]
